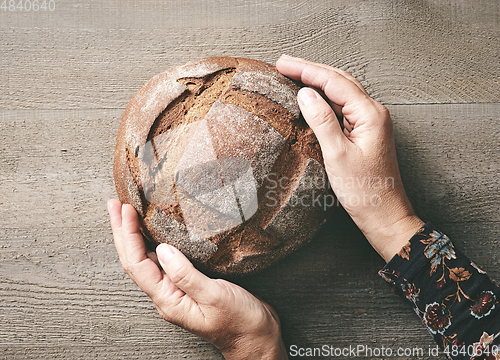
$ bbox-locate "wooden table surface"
[1,1,499,359]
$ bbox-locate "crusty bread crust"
[114,57,337,276]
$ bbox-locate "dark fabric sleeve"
[379,223,500,360]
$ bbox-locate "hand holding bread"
[276,55,423,262]
[108,199,287,359]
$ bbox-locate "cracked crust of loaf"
[114,57,337,276]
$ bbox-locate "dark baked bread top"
[114,57,336,276]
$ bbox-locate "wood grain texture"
[1,0,499,109]
[0,104,498,359]
[1,0,499,358]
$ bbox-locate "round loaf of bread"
[114,57,337,276]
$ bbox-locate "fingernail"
[157,244,176,265]
[107,199,112,213]
[280,54,294,60]
[298,87,319,107]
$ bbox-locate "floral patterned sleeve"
[379,223,500,360]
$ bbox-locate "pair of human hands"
[108,55,423,359]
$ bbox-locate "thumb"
[298,87,346,155]
[156,244,219,304]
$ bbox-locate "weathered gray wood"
[0,103,498,359]
[1,0,499,358]
[1,0,499,110]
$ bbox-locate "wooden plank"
[1,0,499,109]
[0,104,498,358]
[354,1,500,104]
[392,103,500,229]
[0,109,120,229]
[1,105,498,232]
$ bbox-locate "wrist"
[379,214,424,262]
[346,178,424,262]
[363,211,424,263]
[221,334,288,360]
